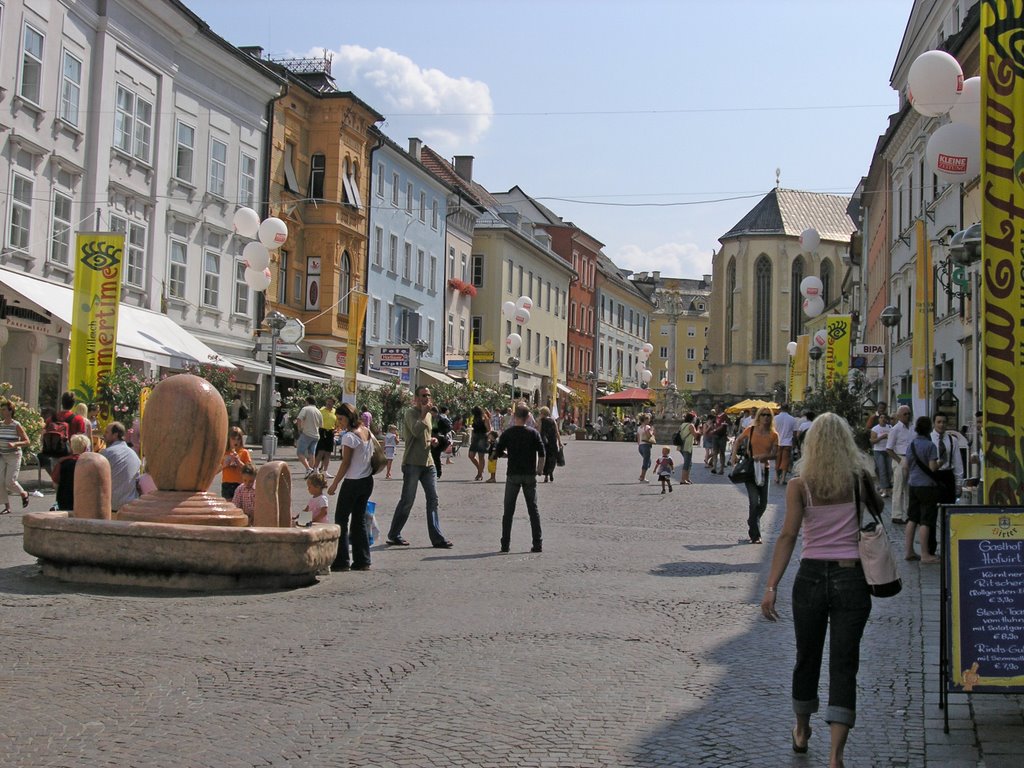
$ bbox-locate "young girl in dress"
[655,447,675,493]
[299,471,329,526]
[384,424,399,479]
[485,429,500,483]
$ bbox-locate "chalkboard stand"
[940,505,1024,733]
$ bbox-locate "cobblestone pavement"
[2,440,1022,767]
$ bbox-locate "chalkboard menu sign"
[945,508,1024,694]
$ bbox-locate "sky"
[186,0,915,280]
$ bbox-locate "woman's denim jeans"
[638,443,652,472]
[791,559,872,728]
[744,474,770,541]
[873,450,893,490]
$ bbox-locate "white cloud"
[612,241,713,279]
[324,45,493,153]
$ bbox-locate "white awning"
[420,369,456,386]
[275,356,390,389]
[224,355,326,384]
[556,383,573,395]
[0,267,231,369]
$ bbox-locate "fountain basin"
[23,512,340,591]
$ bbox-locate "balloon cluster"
[635,342,655,386]
[800,275,825,318]
[908,50,979,184]
[502,295,534,355]
[233,207,289,292]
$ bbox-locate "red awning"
[596,387,656,404]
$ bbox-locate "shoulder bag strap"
[910,442,942,483]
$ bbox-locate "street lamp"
[263,310,288,461]
[508,356,521,401]
[880,304,902,409]
[585,369,597,426]
[950,222,982,428]
[808,344,823,390]
[411,338,429,388]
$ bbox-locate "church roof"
[719,188,855,243]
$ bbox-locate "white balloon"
[786,341,798,356]
[800,275,823,298]
[799,227,820,254]
[516,295,534,312]
[513,308,531,325]
[635,361,647,374]
[501,300,516,319]
[233,207,260,238]
[949,76,980,126]
[242,241,270,272]
[908,50,963,117]
[244,266,272,292]
[926,122,980,183]
[638,349,650,362]
[641,343,654,355]
[813,329,828,348]
[506,333,522,354]
[258,217,289,249]
[803,295,825,318]
[641,370,653,384]
[660,378,670,387]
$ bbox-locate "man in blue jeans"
[493,403,546,553]
[386,386,452,548]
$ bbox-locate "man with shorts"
[711,405,730,474]
[295,396,322,478]
[772,403,797,484]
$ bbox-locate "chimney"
[703,274,712,284]
[454,155,474,182]
[651,271,661,282]
[408,137,422,162]
[239,46,263,59]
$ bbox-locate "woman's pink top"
[800,481,860,560]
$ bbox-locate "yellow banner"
[68,232,125,399]
[550,342,558,409]
[912,219,933,418]
[791,335,809,400]
[342,292,368,405]
[824,314,852,387]
[980,4,1024,504]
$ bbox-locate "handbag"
[555,445,566,467]
[854,473,902,598]
[369,433,387,475]
[729,454,755,484]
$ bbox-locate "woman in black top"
[538,406,561,482]
[468,406,490,481]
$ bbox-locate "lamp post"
[585,369,597,425]
[808,344,823,390]
[263,310,288,461]
[411,338,429,389]
[950,223,982,427]
[879,304,902,409]
[508,356,521,401]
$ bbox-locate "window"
[293,270,301,303]
[429,254,437,291]
[449,247,457,282]
[790,256,805,340]
[109,216,146,287]
[374,227,384,267]
[371,298,381,338]
[239,152,257,208]
[431,200,438,229]
[309,153,326,199]
[376,163,385,197]
[339,251,351,314]
[546,281,551,310]
[426,319,435,354]
[419,191,426,222]
[725,258,736,363]
[687,348,696,360]
[659,346,668,358]
[570,302,577,327]
[820,259,833,307]
[50,191,73,265]
[209,138,227,198]
[507,259,513,292]
[754,255,772,361]
[387,303,394,342]
[113,86,153,162]
[277,250,288,304]
[687,326,696,337]
[59,49,82,125]
[471,316,482,345]
[517,265,524,296]
[447,315,454,350]
[389,235,398,272]
[283,143,300,193]
[403,242,412,280]
[234,260,250,315]
[686,372,695,384]
[461,253,468,282]
[341,158,362,209]
[472,254,484,287]
[168,240,187,299]
[406,182,413,214]
[19,24,44,105]
[526,329,532,360]
[175,121,195,182]
[391,173,400,206]
[202,251,220,307]
[416,249,425,287]
[459,318,466,351]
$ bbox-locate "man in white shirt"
[739,408,755,431]
[931,414,963,495]
[295,396,323,477]
[772,403,797,485]
[869,413,893,497]
[886,405,914,524]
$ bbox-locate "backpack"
[41,414,73,457]
[672,430,684,447]
[238,403,248,421]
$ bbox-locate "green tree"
[794,373,873,451]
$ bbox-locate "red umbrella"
[596,387,656,404]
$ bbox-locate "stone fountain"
[22,375,340,590]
